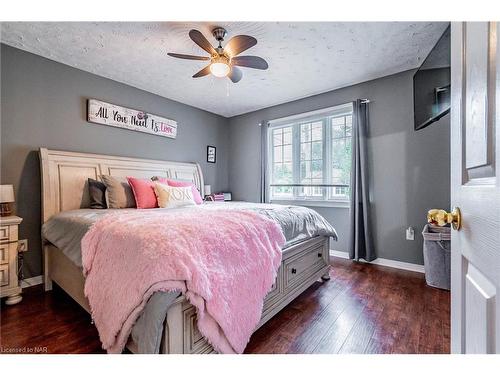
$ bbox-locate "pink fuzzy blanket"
[81,209,285,354]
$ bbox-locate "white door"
[450,22,500,353]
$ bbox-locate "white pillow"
[153,182,196,209]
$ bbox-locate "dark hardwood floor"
[0,258,450,354]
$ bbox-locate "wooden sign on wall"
[87,99,177,139]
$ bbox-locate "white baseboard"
[330,250,350,259]
[20,275,43,289]
[330,250,425,274]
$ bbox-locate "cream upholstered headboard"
[39,148,204,223]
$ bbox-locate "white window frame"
[267,103,353,208]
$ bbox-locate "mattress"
[42,201,338,268]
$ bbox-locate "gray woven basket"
[422,224,451,290]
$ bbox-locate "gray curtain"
[349,100,376,261]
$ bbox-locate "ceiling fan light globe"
[210,62,230,78]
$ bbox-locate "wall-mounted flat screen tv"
[413,25,450,131]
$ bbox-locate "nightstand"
[0,215,23,305]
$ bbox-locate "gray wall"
[228,69,450,265]
[1,44,229,278]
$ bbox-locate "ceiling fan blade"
[167,53,210,61]
[192,65,212,78]
[189,29,217,55]
[228,66,243,83]
[224,35,257,57]
[231,55,269,70]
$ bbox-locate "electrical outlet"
[18,239,28,252]
[406,227,415,241]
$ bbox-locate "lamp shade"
[0,185,15,203]
[210,62,230,78]
[204,185,211,196]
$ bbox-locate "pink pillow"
[155,177,203,205]
[126,177,158,209]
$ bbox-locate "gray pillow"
[100,175,136,209]
[88,178,107,209]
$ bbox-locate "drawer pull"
[317,252,322,258]
[291,268,297,274]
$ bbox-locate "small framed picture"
[207,145,216,163]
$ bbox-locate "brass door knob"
[427,207,462,230]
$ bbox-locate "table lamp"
[204,185,213,201]
[204,185,211,196]
[0,184,15,217]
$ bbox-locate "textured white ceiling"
[1,22,449,117]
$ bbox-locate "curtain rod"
[258,99,370,127]
[265,102,354,127]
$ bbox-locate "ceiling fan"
[167,27,268,83]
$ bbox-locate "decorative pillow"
[88,178,107,209]
[100,175,136,209]
[153,177,203,205]
[126,177,158,209]
[154,182,196,209]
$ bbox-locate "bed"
[39,148,335,354]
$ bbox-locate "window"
[268,103,353,205]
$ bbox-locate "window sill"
[269,199,350,208]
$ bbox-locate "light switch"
[406,227,415,241]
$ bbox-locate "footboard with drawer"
[128,236,331,354]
